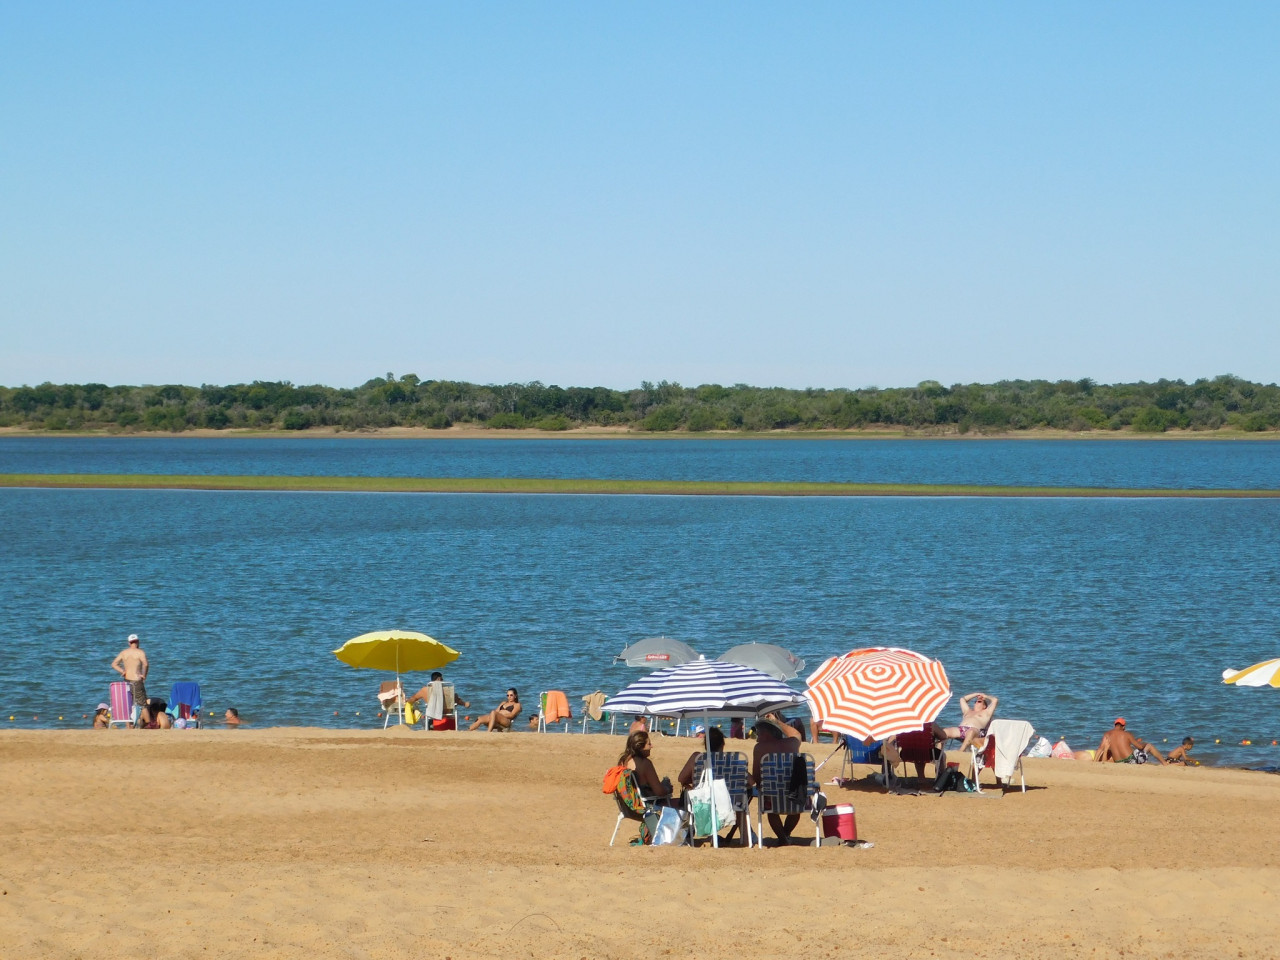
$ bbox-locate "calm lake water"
[2,437,1279,768]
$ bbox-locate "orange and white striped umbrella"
[805,647,951,741]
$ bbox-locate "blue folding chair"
[169,682,203,727]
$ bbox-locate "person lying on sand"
[469,688,521,731]
[1095,718,1166,765]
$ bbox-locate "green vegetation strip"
[2,473,1279,498]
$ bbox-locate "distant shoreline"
[3,473,1278,497]
[1,425,1277,440]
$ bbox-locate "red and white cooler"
[821,804,857,841]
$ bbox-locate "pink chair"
[108,682,134,728]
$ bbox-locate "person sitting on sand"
[752,714,803,843]
[629,717,648,735]
[619,730,673,804]
[1166,736,1197,765]
[1095,718,1166,765]
[137,698,173,730]
[936,692,998,752]
[469,688,521,731]
[92,703,111,728]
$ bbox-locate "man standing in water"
[111,633,149,726]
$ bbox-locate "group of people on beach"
[101,633,239,729]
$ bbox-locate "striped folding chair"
[755,752,821,848]
[691,751,755,847]
[108,681,133,728]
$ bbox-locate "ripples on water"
[3,471,1279,768]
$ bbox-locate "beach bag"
[650,806,687,846]
[1025,736,1052,758]
[687,770,735,837]
[1051,740,1074,759]
[404,702,420,726]
[937,768,975,793]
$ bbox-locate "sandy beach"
[2,729,1279,960]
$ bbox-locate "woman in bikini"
[469,688,522,731]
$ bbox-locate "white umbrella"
[1223,658,1280,687]
[606,659,806,847]
[718,642,806,681]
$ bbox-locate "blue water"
[2,438,1279,770]
[3,435,1280,488]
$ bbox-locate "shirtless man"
[1095,718,1166,765]
[111,634,148,726]
[407,672,470,730]
[752,713,803,844]
[937,691,998,752]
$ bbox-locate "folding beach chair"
[536,691,572,732]
[169,682,203,727]
[887,726,944,784]
[691,751,755,847]
[608,770,657,846]
[839,735,884,780]
[108,681,134,728]
[755,753,821,848]
[417,681,461,730]
[971,719,1034,793]
[378,681,406,728]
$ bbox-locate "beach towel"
[988,719,1035,780]
[423,680,445,722]
[543,690,570,723]
[582,691,607,721]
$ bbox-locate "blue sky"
[2,3,1277,390]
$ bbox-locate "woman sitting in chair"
[620,730,673,805]
[469,688,522,731]
[677,726,726,790]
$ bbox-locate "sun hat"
[96,702,109,711]
[1115,717,1126,726]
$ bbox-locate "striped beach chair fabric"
[691,751,755,847]
[755,752,821,847]
[108,681,133,728]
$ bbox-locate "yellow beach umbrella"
[334,630,460,726]
[1222,658,1280,688]
[333,630,460,675]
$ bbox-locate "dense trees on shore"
[1,374,1278,434]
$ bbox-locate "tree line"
[1,373,1278,434]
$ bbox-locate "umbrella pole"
[704,709,718,849]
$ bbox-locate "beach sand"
[2,728,1278,960]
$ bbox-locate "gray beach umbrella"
[614,636,701,670]
[717,642,806,682]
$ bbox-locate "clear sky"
[2,3,1277,391]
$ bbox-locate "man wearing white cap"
[111,633,149,724]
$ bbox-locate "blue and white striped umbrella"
[605,659,805,718]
